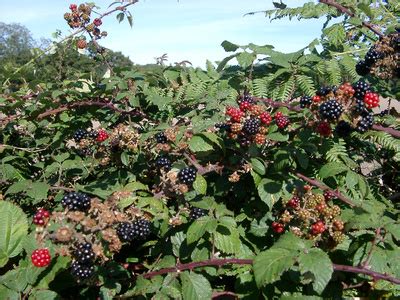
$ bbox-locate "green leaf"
[180,271,212,300]
[251,158,266,175]
[253,248,296,287]
[186,217,217,244]
[257,178,282,209]
[0,202,28,267]
[189,136,214,153]
[298,248,333,293]
[30,290,60,300]
[214,226,241,254]
[193,174,207,195]
[267,131,289,142]
[273,232,311,252]
[319,162,348,179]
[36,256,71,288]
[221,40,239,52]
[237,52,256,68]
[120,152,129,166]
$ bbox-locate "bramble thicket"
[0,0,399,299]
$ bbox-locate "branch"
[140,257,400,285]
[183,153,224,176]
[332,263,400,285]
[142,258,253,279]
[294,172,357,207]
[37,100,146,119]
[319,0,384,37]
[253,97,301,112]
[372,124,400,138]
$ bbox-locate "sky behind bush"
[1,0,325,67]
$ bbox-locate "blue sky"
[0,0,325,67]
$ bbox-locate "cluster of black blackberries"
[299,96,312,108]
[155,132,168,144]
[319,100,343,120]
[116,219,151,242]
[356,113,374,133]
[156,156,172,171]
[70,243,95,280]
[190,207,207,220]
[61,192,91,211]
[243,118,260,135]
[73,129,88,142]
[178,167,197,185]
[356,47,384,76]
[352,80,371,100]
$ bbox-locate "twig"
[253,97,301,112]
[37,100,146,119]
[372,124,400,138]
[361,227,385,268]
[142,258,253,279]
[319,0,384,37]
[139,257,400,285]
[183,153,224,176]
[294,172,357,207]
[212,291,237,299]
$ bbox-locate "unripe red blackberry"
[69,4,77,11]
[319,100,343,121]
[333,219,344,231]
[61,192,91,211]
[259,112,272,125]
[31,248,51,267]
[178,167,197,185]
[287,196,300,208]
[272,222,285,233]
[323,190,336,200]
[311,221,325,235]
[276,116,289,129]
[33,208,50,226]
[93,18,102,26]
[239,101,251,111]
[96,129,108,142]
[316,121,332,137]
[190,207,207,220]
[312,95,322,103]
[363,92,380,109]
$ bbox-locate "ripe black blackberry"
[74,243,95,264]
[316,87,332,97]
[87,130,98,139]
[178,167,197,184]
[190,207,207,220]
[356,113,374,133]
[61,192,91,211]
[377,109,389,117]
[364,48,383,65]
[353,80,371,99]
[73,129,87,142]
[155,132,168,144]
[319,100,343,120]
[354,99,369,115]
[215,123,231,132]
[243,118,260,135]
[71,261,95,280]
[356,60,371,76]
[156,156,172,171]
[238,134,251,147]
[238,93,255,105]
[300,96,312,108]
[116,219,151,242]
[335,120,353,137]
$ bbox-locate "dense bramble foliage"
[0,1,399,299]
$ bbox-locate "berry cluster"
[31,248,51,267]
[33,208,50,226]
[356,32,399,79]
[156,156,172,171]
[116,219,151,242]
[218,93,289,147]
[299,80,380,136]
[272,188,346,247]
[61,192,91,211]
[64,4,108,49]
[178,167,197,185]
[190,207,207,220]
[70,243,96,280]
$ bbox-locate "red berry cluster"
[299,81,379,136]
[219,94,290,147]
[96,129,109,142]
[33,208,50,226]
[31,248,51,267]
[64,3,108,49]
[272,187,346,247]
[363,92,380,108]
